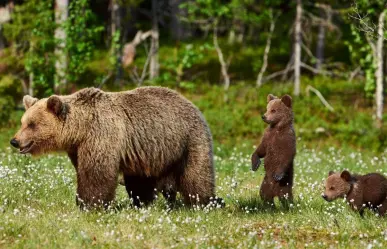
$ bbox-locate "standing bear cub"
[11,87,217,209]
[251,94,296,206]
[322,170,387,216]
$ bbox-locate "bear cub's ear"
[47,95,68,118]
[328,171,335,176]
[23,95,38,110]
[267,94,277,103]
[281,95,292,108]
[340,170,351,182]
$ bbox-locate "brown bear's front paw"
[251,154,261,171]
[273,173,285,181]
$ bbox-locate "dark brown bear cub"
[251,94,296,206]
[322,170,387,216]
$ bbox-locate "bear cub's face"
[322,170,352,202]
[10,95,67,155]
[262,94,293,126]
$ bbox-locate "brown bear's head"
[322,170,352,202]
[262,94,293,128]
[10,95,69,155]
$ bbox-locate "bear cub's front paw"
[251,154,261,171]
[273,172,285,181]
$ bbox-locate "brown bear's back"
[94,87,213,177]
[359,173,387,205]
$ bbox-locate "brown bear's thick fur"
[11,87,216,208]
[323,170,387,216]
[251,94,296,206]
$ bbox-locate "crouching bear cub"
[323,170,387,216]
[11,87,218,209]
[251,94,296,206]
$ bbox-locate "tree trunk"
[0,26,6,50]
[315,9,325,72]
[169,0,186,40]
[375,10,385,128]
[0,2,12,50]
[149,0,159,80]
[122,30,153,68]
[256,12,276,87]
[54,0,68,93]
[213,22,230,91]
[228,29,236,44]
[29,72,34,96]
[294,0,302,96]
[111,0,123,85]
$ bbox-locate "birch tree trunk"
[256,12,276,87]
[54,0,68,93]
[29,71,34,96]
[315,9,325,72]
[375,10,386,128]
[213,22,230,91]
[149,0,159,80]
[294,0,302,96]
[0,2,12,51]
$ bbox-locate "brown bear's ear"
[47,95,68,118]
[340,170,351,182]
[328,171,335,176]
[281,95,292,108]
[23,95,38,110]
[267,94,276,103]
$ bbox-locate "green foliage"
[346,23,375,98]
[0,95,15,126]
[345,1,387,98]
[179,78,383,151]
[3,0,56,97]
[161,43,211,87]
[0,75,22,125]
[64,0,103,84]
[182,0,231,21]
[109,30,122,70]
[228,0,281,25]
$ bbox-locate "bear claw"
[251,156,261,171]
[273,173,285,181]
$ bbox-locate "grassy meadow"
[1,83,387,248]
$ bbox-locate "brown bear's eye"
[271,110,276,113]
[330,186,335,190]
[28,122,35,129]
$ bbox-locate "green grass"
[0,142,387,248]
[1,82,387,248]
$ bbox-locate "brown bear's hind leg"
[179,145,215,206]
[157,174,177,204]
[260,176,275,205]
[278,185,293,209]
[124,175,157,207]
[162,189,177,203]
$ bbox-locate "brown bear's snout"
[10,138,20,148]
[261,115,266,120]
[321,194,328,201]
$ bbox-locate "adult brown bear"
[10,87,217,209]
